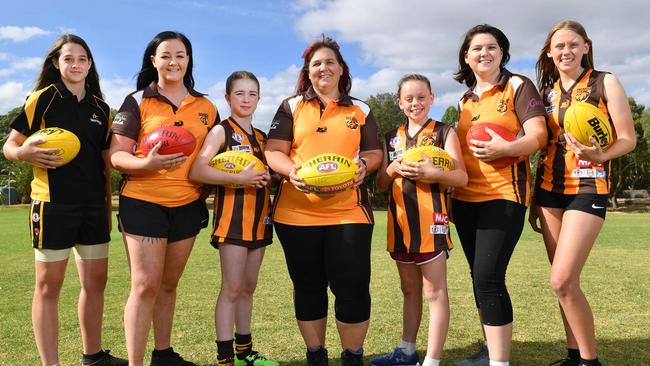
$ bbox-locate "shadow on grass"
[231,337,650,366]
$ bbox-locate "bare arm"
[469,115,547,162]
[3,129,63,168]
[109,134,186,174]
[189,125,268,188]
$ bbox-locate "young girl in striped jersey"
[373,74,467,366]
[189,71,277,366]
[530,20,636,366]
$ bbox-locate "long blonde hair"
[536,20,594,90]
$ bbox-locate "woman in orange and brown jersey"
[265,35,382,366]
[109,31,219,366]
[451,25,547,366]
[189,71,277,366]
[529,20,636,366]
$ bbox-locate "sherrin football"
[466,122,519,168]
[209,150,265,189]
[296,153,359,193]
[140,125,196,156]
[563,102,612,150]
[402,145,454,183]
[24,127,81,166]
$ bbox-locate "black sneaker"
[549,358,579,366]
[151,347,197,366]
[307,348,329,366]
[341,350,363,366]
[81,350,128,366]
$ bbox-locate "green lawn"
[0,206,648,365]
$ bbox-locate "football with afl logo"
[466,122,519,168]
[24,127,81,166]
[402,146,454,183]
[139,125,196,156]
[209,150,265,188]
[296,153,359,193]
[563,102,613,150]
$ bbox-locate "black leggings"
[452,199,526,326]
[274,222,373,323]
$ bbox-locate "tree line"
[1,98,649,206]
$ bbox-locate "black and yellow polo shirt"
[268,87,381,226]
[453,69,546,206]
[112,82,219,207]
[10,83,111,204]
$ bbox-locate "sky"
[1,0,649,132]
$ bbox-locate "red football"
[466,122,519,168]
[139,125,196,157]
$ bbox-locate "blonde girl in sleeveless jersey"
[189,71,276,366]
[529,20,636,366]
[372,74,467,366]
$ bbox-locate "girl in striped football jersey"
[372,74,467,366]
[189,71,276,366]
[530,20,636,366]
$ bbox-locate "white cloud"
[0,26,49,42]
[293,0,650,107]
[207,65,301,132]
[0,57,42,78]
[0,81,29,113]
[101,78,135,111]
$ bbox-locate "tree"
[441,105,458,126]
[610,98,650,207]
[366,92,405,136]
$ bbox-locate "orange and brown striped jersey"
[535,69,613,195]
[10,83,111,204]
[268,87,381,226]
[112,82,219,207]
[453,69,546,205]
[211,117,272,244]
[385,119,453,253]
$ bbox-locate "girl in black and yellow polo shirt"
[3,34,127,366]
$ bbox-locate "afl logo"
[32,212,40,223]
[224,162,236,169]
[317,162,338,173]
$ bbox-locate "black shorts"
[210,236,272,250]
[535,188,608,219]
[118,196,209,242]
[30,200,110,250]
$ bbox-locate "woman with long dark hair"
[109,31,219,366]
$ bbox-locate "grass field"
[0,206,648,365]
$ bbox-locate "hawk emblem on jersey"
[420,134,436,146]
[232,133,244,143]
[346,115,359,130]
[547,90,558,103]
[32,212,40,223]
[390,135,403,149]
[496,99,508,114]
[199,112,209,125]
[575,88,591,102]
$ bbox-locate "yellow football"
[401,145,454,183]
[296,153,359,193]
[24,127,81,166]
[563,102,613,150]
[209,150,265,188]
